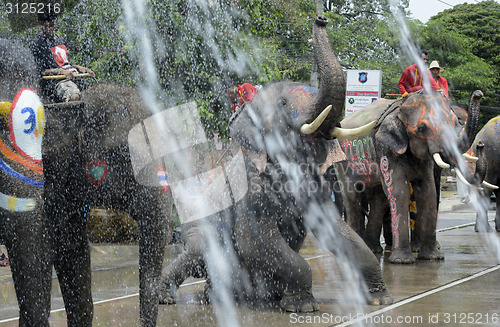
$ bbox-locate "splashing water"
[121,1,249,326]
[121,0,376,326]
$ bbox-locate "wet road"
[1,193,499,326]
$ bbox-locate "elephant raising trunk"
[303,16,345,137]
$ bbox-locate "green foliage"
[423,0,500,127]
[323,3,408,96]
[430,0,500,68]
[66,0,134,85]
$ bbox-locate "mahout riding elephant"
[0,38,52,326]
[42,83,171,326]
[463,115,500,232]
[337,90,483,264]
[158,15,392,311]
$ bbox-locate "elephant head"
[229,16,372,165]
[375,90,483,169]
[458,116,500,191]
[0,38,37,100]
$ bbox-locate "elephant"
[337,89,483,264]
[157,15,392,311]
[463,115,500,232]
[0,38,52,326]
[42,83,172,326]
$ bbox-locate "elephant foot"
[388,248,415,264]
[158,282,176,305]
[202,282,212,304]
[280,290,319,313]
[411,241,420,253]
[367,284,393,305]
[368,243,384,254]
[417,247,444,261]
[475,223,494,233]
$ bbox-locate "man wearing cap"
[30,8,94,102]
[398,50,442,97]
[429,60,449,97]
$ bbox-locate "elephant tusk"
[463,153,478,162]
[482,181,499,190]
[300,105,332,135]
[330,120,376,139]
[455,169,475,188]
[433,153,450,169]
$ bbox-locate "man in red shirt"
[227,83,258,113]
[398,50,442,97]
[429,61,449,98]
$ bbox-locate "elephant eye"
[417,123,429,135]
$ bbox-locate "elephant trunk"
[458,90,483,153]
[306,16,345,138]
[474,142,488,184]
[459,141,487,186]
[456,142,498,190]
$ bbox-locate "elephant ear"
[374,109,408,155]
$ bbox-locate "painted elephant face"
[228,82,332,163]
[376,91,482,169]
[401,94,462,160]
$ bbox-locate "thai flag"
[156,166,169,192]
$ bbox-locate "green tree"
[421,0,500,126]
[322,0,410,95]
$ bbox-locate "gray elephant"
[158,16,392,311]
[463,115,500,232]
[337,90,483,264]
[42,84,171,326]
[0,38,52,326]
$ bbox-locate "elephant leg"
[475,188,493,232]
[277,211,307,253]
[495,189,500,232]
[412,179,444,261]
[305,191,392,305]
[136,201,167,327]
[382,207,392,249]
[379,162,414,264]
[3,209,51,327]
[43,121,93,326]
[434,165,442,211]
[235,215,317,312]
[410,191,420,253]
[364,189,387,254]
[45,192,93,327]
[158,222,212,304]
[343,189,367,236]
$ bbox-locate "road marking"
[333,265,500,327]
